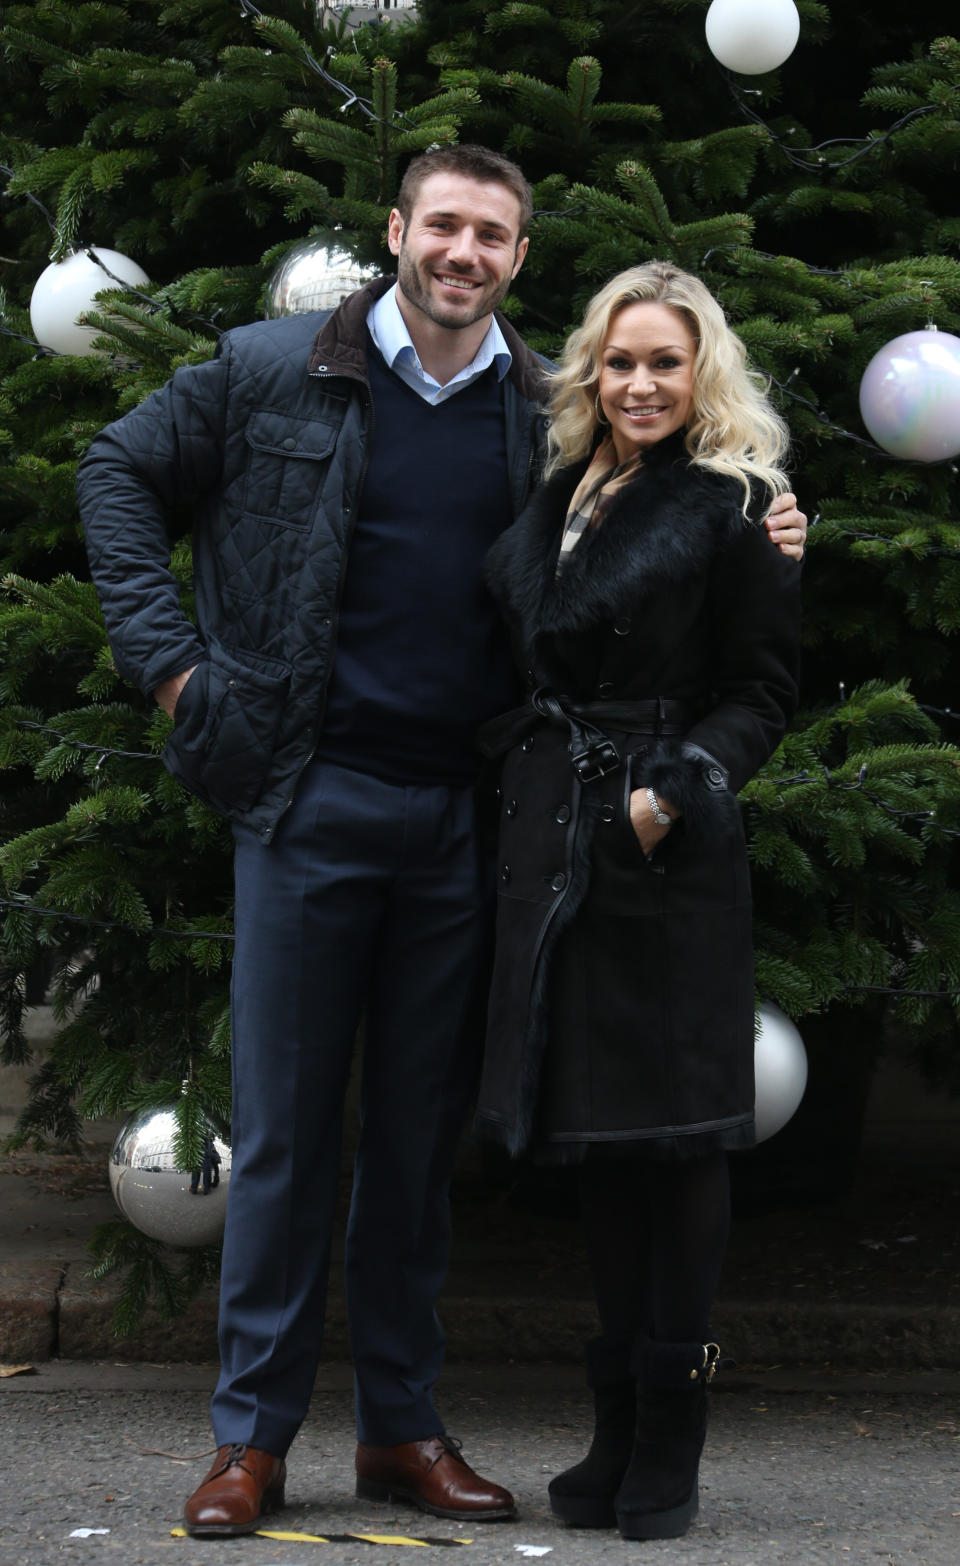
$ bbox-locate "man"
[77,145,806,1537]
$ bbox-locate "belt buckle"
[572,742,620,782]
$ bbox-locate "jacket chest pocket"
[242,409,340,530]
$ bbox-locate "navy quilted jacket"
[77,277,550,842]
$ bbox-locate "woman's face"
[597,301,697,464]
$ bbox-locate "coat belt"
[478,689,696,781]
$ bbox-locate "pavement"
[2,1359,959,1565]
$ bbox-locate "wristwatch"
[645,787,674,826]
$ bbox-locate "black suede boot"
[614,1337,721,1541]
[548,1337,635,1528]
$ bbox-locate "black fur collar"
[485,436,745,644]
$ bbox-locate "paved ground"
[1,1361,958,1566]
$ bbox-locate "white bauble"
[859,329,960,463]
[754,1003,808,1142]
[705,0,800,75]
[30,247,150,356]
[264,234,381,317]
[109,1105,231,1248]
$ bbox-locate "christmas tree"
[1,0,958,1314]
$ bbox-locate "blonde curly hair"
[545,261,791,512]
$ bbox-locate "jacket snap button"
[501,865,511,883]
[522,734,535,752]
[555,804,571,824]
[551,872,567,892]
[707,766,725,786]
[600,804,615,823]
[506,799,518,817]
[614,617,632,636]
[598,681,615,697]
[282,436,297,451]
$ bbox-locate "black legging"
[578,1151,731,1345]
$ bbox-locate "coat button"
[522,734,535,752]
[501,865,511,883]
[555,804,571,824]
[707,766,725,787]
[282,436,297,451]
[506,799,518,817]
[600,804,615,823]
[614,617,632,636]
[598,681,615,697]
[551,872,567,892]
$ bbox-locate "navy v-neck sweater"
[317,343,521,784]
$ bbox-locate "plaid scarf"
[556,436,643,578]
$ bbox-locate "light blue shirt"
[366,284,512,405]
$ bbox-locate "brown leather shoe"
[183,1442,286,1536]
[356,1435,516,1520]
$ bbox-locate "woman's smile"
[597,301,697,463]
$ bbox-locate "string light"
[21,722,958,835]
[0,892,234,942]
[756,761,960,836]
[3,890,955,997]
[237,0,417,127]
[845,983,960,998]
[0,162,56,231]
[723,74,938,172]
[16,721,161,764]
[824,528,960,560]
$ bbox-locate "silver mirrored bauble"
[109,1105,231,1248]
[263,235,381,318]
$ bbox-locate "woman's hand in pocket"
[628,788,678,856]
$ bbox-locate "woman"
[476,262,802,1540]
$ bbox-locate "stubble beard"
[396,247,511,333]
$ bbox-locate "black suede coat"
[474,434,802,1159]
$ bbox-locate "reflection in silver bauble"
[263,235,381,318]
[109,1105,231,1248]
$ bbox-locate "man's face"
[388,171,529,333]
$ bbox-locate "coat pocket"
[242,408,340,530]
[615,748,667,871]
[162,643,291,815]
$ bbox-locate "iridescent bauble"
[109,1105,231,1248]
[263,235,381,318]
[754,1003,808,1143]
[858,329,960,463]
[30,247,151,356]
[705,0,800,74]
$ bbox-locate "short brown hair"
[395,144,533,243]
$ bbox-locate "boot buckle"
[690,1342,721,1382]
